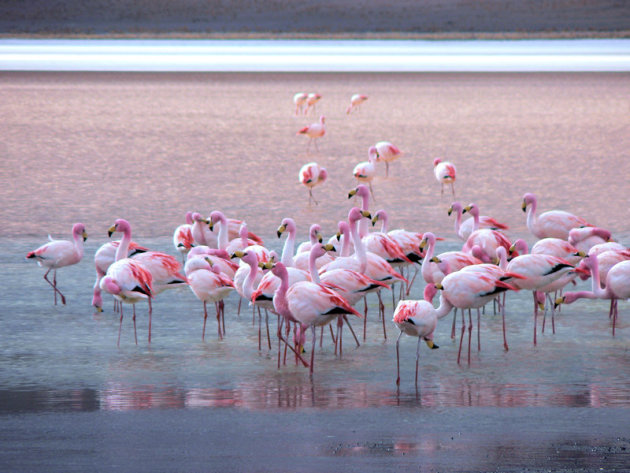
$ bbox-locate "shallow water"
[1,71,630,470]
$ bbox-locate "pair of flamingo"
[293,92,321,115]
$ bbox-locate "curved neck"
[192,220,207,246]
[378,211,389,233]
[350,218,367,273]
[470,209,480,233]
[281,226,296,267]
[185,212,193,225]
[73,230,85,259]
[340,224,351,257]
[309,226,319,245]
[216,214,229,250]
[421,236,436,283]
[358,193,370,238]
[115,226,132,261]
[273,271,291,321]
[453,208,463,238]
[309,250,321,284]
[588,258,606,297]
[435,294,453,319]
[526,200,537,232]
[243,261,258,301]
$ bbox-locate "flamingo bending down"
[374,141,402,177]
[557,257,630,336]
[293,92,308,115]
[521,192,592,240]
[27,223,87,306]
[187,257,234,340]
[568,227,612,254]
[353,146,379,200]
[268,262,361,377]
[346,94,368,114]
[92,239,148,312]
[305,93,322,114]
[462,228,514,263]
[297,115,325,152]
[433,158,456,197]
[448,202,509,241]
[173,211,195,262]
[298,162,328,205]
[393,295,452,387]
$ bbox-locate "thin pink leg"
[395,331,403,386]
[477,308,481,351]
[377,291,387,339]
[44,269,66,305]
[467,309,473,365]
[363,296,368,341]
[343,315,360,348]
[265,310,271,350]
[533,292,538,346]
[202,301,208,341]
[415,336,422,388]
[309,327,316,377]
[451,308,457,339]
[457,309,465,364]
[132,305,137,345]
[147,298,153,343]
[117,304,124,347]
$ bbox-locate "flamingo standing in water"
[448,202,509,241]
[298,162,328,205]
[346,94,368,114]
[187,256,234,340]
[353,146,379,200]
[297,115,326,152]
[293,92,308,115]
[393,294,452,387]
[433,158,456,197]
[375,141,402,177]
[521,192,593,239]
[557,257,630,336]
[27,223,87,305]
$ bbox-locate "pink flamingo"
[172,211,195,263]
[92,239,148,313]
[448,202,509,241]
[462,227,514,264]
[187,257,234,340]
[435,271,517,364]
[185,246,239,280]
[277,218,332,271]
[225,222,259,255]
[190,212,217,248]
[521,192,593,239]
[108,219,187,343]
[305,93,322,114]
[557,257,630,336]
[348,184,372,238]
[433,158,456,197]
[293,92,308,115]
[393,294,452,387]
[298,162,328,205]
[296,223,323,254]
[346,94,368,114]
[266,261,361,377]
[568,227,612,254]
[506,252,586,345]
[353,146,379,200]
[27,223,87,306]
[375,141,402,177]
[297,115,325,152]
[588,241,626,257]
[327,220,355,257]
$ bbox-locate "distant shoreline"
[2,31,630,40]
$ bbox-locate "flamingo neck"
[378,211,389,233]
[216,213,229,250]
[454,208,463,238]
[309,226,319,245]
[421,236,436,283]
[470,208,480,233]
[340,224,351,257]
[435,294,454,319]
[115,226,132,261]
[309,251,321,284]
[273,271,291,321]
[350,218,367,273]
[185,212,193,225]
[73,229,85,260]
[526,200,538,234]
[358,193,370,238]
[281,226,296,267]
[588,258,606,297]
[243,261,258,301]
[192,221,207,246]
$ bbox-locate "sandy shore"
[1,0,629,38]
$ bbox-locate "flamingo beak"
[576,251,586,257]
[95,306,103,313]
[430,256,442,263]
[521,201,527,212]
[447,207,453,216]
[419,240,427,250]
[317,233,323,243]
[323,243,336,252]
[463,205,472,213]
[371,216,378,226]
[335,231,341,241]
[360,210,372,219]
[231,250,245,259]
[259,261,274,270]
[348,189,357,199]
[208,220,214,231]
[425,339,439,349]
[203,256,214,266]
[537,302,545,311]
[435,283,443,290]
[554,297,565,309]
[82,231,88,241]
[277,224,286,238]
[107,224,116,238]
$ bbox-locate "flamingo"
[393,295,452,387]
[327,220,355,257]
[576,249,630,286]
[27,223,87,305]
[435,270,517,364]
[588,241,626,257]
[375,141,402,177]
[108,219,187,343]
[305,92,322,114]
[462,227,514,264]
[225,222,259,255]
[353,146,379,200]
[190,212,217,248]
[298,162,328,205]
[92,239,148,313]
[420,232,482,290]
[568,227,612,254]
[433,158,456,197]
[448,202,509,241]
[297,115,325,152]
[266,261,361,377]
[346,94,368,114]
[348,184,372,238]
[172,211,195,263]
[521,192,593,239]
[296,223,323,254]
[557,257,630,336]
[506,252,586,345]
[293,92,308,115]
[185,246,239,280]
[187,257,234,340]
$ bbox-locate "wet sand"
[2,72,630,471]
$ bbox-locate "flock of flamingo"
[26,92,629,387]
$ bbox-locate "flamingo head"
[420,232,436,250]
[72,223,88,242]
[317,167,328,183]
[277,217,296,238]
[108,218,131,238]
[232,249,259,269]
[348,207,371,224]
[371,209,387,226]
[368,146,379,162]
[463,203,480,218]
[185,211,194,225]
[509,239,528,257]
[310,243,336,260]
[209,210,226,228]
[447,202,462,216]
[433,158,442,167]
[270,261,288,280]
[192,212,208,224]
[309,224,323,243]
[522,193,536,212]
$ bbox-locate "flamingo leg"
[343,315,360,348]
[457,309,466,364]
[220,301,226,336]
[338,317,343,357]
[147,298,153,344]
[406,267,419,296]
[395,330,403,386]
[451,182,456,197]
[310,326,316,378]
[237,297,242,317]
[385,161,390,178]
[44,269,66,305]
[415,336,422,388]
[265,310,271,350]
[477,308,481,352]
[533,292,538,346]
[451,308,457,339]
[320,325,325,349]
[467,309,473,365]
[363,296,368,341]
[202,301,208,341]
[368,181,376,202]
[612,299,618,336]
[377,291,387,339]
[132,305,137,346]
[257,306,262,351]
[117,304,124,347]
[502,299,509,351]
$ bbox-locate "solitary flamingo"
[298,162,328,205]
[353,146,379,200]
[293,92,308,115]
[433,158,456,197]
[27,223,87,305]
[297,116,326,152]
[375,141,402,177]
[346,94,368,114]
[521,192,592,239]
[393,295,452,387]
